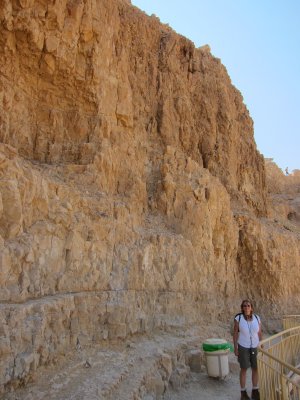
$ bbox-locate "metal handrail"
[283,315,300,330]
[258,325,300,400]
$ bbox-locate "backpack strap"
[235,313,259,328]
[234,313,242,322]
[234,313,242,331]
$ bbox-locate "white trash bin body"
[203,338,230,379]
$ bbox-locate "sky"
[131,0,300,173]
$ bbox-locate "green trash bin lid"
[202,338,233,352]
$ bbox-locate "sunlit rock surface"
[0,0,299,393]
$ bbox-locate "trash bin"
[202,338,231,378]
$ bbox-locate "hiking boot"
[241,390,250,400]
[251,389,260,400]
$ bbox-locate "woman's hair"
[240,299,254,316]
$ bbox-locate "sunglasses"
[243,304,251,307]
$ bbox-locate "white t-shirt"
[235,313,261,348]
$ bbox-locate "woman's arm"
[258,321,262,341]
[233,319,239,356]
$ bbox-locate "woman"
[233,299,262,400]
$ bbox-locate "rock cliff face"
[0,0,299,392]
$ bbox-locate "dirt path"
[163,369,254,400]
[2,328,256,400]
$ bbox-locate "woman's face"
[242,301,252,315]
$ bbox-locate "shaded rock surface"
[0,0,299,395]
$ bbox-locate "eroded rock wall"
[0,0,299,392]
[265,159,300,226]
[0,0,267,213]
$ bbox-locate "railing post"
[280,371,288,400]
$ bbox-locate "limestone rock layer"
[0,0,299,392]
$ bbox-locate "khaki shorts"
[238,344,258,369]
